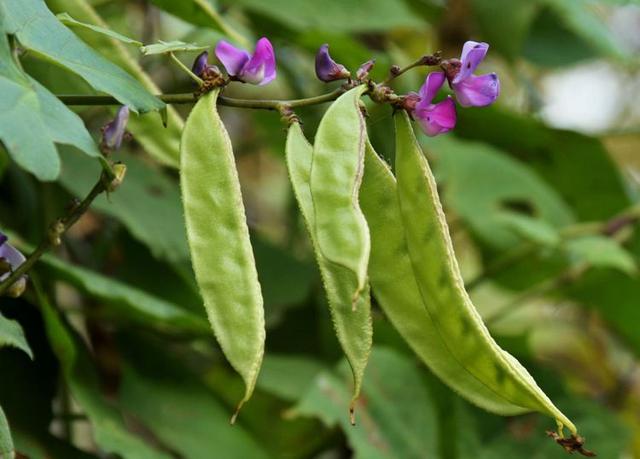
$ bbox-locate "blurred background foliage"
[1,0,640,457]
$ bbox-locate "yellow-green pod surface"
[389,112,575,434]
[286,122,372,422]
[180,89,265,420]
[310,85,370,303]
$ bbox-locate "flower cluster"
[195,38,498,138]
[0,231,27,297]
[412,41,500,136]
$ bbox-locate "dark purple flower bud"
[102,106,130,150]
[443,41,500,107]
[356,59,375,80]
[0,231,27,298]
[215,38,276,85]
[192,51,209,77]
[315,44,350,82]
[413,72,457,137]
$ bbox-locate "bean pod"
[310,85,370,306]
[388,111,575,434]
[180,89,265,421]
[286,122,372,423]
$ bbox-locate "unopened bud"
[108,163,127,192]
[356,59,375,80]
[102,106,130,151]
[315,44,350,82]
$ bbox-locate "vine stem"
[382,52,443,86]
[57,86,352,111]
[0,167,116,296]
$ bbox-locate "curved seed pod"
[180,89,265,421]
[310,85,370,306]
[391,111,576,435]
[286,122,372,424]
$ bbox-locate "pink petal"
[240,37,276,85]
[452,72,500,107]
[417,71,446,107]
[415,96,457,137]
[215,40,250,76]
[454,41,489,84]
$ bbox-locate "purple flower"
[315,44,350,82]
[102,106,129,150]
[215,37,276,85]
[0,231,27,297]
[414,72,456,137]
[443,41,499,107]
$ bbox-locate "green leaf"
[429,135,574,250]
[0,33,99,180]
[55,12,142,45]
[58,149,189,263]
[566,236,637,275]
[470,0,539,61]
[147,0,250,48]
[37,291,172,459]
[119,365,270,459]
[140,40,208,55]
[223,0,425,32]
[257,354,325,401]
[45,0,183,168]
[496,212,561,247]
[1,0,163,113]
[291,347,440,459]
[0,314,33,359]
[455,107,630,222]
[42,254,208,335]
[0,405,13,459]
[542,0,634,61]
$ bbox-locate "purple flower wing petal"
[454,41,489,84]
[417,71,446,107]
[0,241,26,281]
[215,40,250,76]
[453,73,500,107]
[239,37,276,85]
[103,106,130,150]
[416,96,457,137]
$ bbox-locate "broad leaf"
[1,0,163,113]
[38,292,172,459]
[565,236,637,275]
[56,12,142,45]
[291,347,440,459]
[119,365,269,459]
[0,314,33,359]
[0,34,98,180]
[223,0,425,32]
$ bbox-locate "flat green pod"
[310,85,370,304]
[392,112,575,434]
[286,122,372,423]
[180,89,265,420]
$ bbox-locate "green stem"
[192,0,250,49]
[56,86,351,111]
[0,169,113,296]
[169,52,203,85]
[382,52,442,86]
